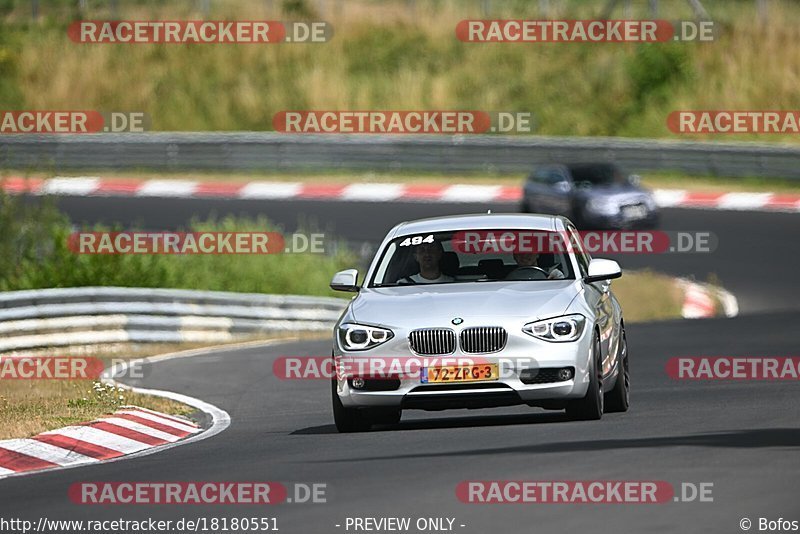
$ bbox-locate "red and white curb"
[2,176,799,212]
[0,406,200,479]
[0,344,241,481]
[679,279,739,319]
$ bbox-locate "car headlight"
[586,198,619,215]
[523,314,586,343]
[338,323,394,351]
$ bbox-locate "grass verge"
[0,190,359,295]
[2,1,800,143]
[610,269,684,323]
[0,380,193,440]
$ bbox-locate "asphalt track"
[2,195,798,533]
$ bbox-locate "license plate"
[623,205,647,219]
[421,364,499,384]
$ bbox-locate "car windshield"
[569,164,628,186]
[370,230,576,287]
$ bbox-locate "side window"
[567,225,590,277]
[544,170,564,185]
[529,170,548,183]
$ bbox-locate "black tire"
[520,199,531,213]
[566,332,604,421]
[331,380,372,432]
[605,323,630,413]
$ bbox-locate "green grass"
[0,379,195,439]
[0,191,359,296]
[0,0,799,142]
[613,269,684,322]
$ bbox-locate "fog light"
[351,377,366,390]
[558,368,574,381]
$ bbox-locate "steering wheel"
[505,266,548,281]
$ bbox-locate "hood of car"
[576,184,653,204]
[349,280,581,328]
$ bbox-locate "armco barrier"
[0,287,347,352]
[2,132,799,178]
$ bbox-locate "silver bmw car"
[329,213,629,432]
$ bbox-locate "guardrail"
[2,132,799,178]
[0,287,346,352]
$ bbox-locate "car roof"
[566,162,618,171]
[391,213,561,237]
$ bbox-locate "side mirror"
[584,259,622,284]
[629,174,642,186]
[330,269,360,292]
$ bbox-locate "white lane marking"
[39,426,149,454]
[440,185,502,202]
[340,183,404,201]
[238,182,302,199]
[653,189,687,207]
[41,177,100,196]
[116,410,200,433]
[136,180,198,197]
[0,439,96,467]
[717,192,772,210]
[98,417,183,442]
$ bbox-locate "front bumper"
[580,209,660,230]
[333,326,593,411]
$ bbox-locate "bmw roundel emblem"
[452,317,464,325]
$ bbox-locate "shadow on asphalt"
[298,427,800,462]
[291,411,572,435]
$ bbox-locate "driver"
[512,252,565,280]
[402,240,455,284]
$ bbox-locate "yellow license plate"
[423,363,499,383]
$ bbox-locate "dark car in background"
[520,163,660,229]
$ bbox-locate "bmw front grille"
[460,326,508,353]
[408,328,456,355]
